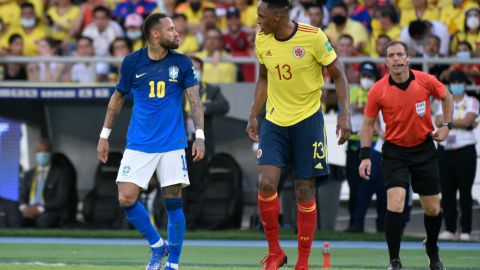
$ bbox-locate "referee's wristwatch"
[441,122,453,130]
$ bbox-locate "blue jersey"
[117,48,198,153]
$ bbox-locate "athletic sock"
[165,198,186,265]
[424,211,442,256]
[385,210,402,261]
[122,202,162,247]
[258,192,282,254]
[296,200,317,269]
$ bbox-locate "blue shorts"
[257,110,329,183]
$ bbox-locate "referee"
[359,41,453,270]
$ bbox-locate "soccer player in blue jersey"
[96,13,205,270]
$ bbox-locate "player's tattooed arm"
[185,84,205,131]
[103,90,125,129]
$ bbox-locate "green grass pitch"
[0,243,478,270]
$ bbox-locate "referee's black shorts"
[381,136,440,196]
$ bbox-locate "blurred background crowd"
[0,0,479,85]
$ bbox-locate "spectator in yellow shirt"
[0,2,47,56]
[46,0,80,50]
[173,13,200,54]
[369,6,401,56]
[195,27,237,83]
[451,7,480,56]
[175,0,216,26]
[439,0,479,35]
[399,0,439,28]
[234,0,257,29]
[0,0,44,28]
[325,2,369,54]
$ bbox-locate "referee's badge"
[416,101,426,117]
[169,66,179,82]
[293,46,305,59]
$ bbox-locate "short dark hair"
[20,2,34,11]
[8,33,22,45]
[143,13,168,40]
[38,138,53,152]
[78,35,93,45]
[172,13,187,21]
[261,0,290,10]
[408,20,429,39]
[457,41,473,51]
[338,34,354,44]
[92,6,111,18]
[331,2,348,13]
[385,40,408,56]
[379,5,398,23]
[190,56,203,70]
[109,37,132,55]
[425,34,441,45]
[377,34,392,42]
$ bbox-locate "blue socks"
[165,198,186,265]
[122,202,162,247]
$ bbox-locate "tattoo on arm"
[103,91,125,128]
[186,84,204,130]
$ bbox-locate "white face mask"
[466,16,480,30]
[20,17,36,28]
[360,77,375,90]
[126,30,142,40]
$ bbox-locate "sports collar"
[389,70,415,91]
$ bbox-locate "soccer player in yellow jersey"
[246,1,351,270]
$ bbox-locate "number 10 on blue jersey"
[149,81,166,98]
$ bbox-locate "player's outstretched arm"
[246,64,268,142]
[358,116,376,180]
[186,84,205,162]
[326,60,351,145]
[432,90,453,142]
[97,90,125,163]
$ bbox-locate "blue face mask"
[450,83,465,96]
[36,152,51,166]
[456,51,471,59]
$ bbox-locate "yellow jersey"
[255,23,337,127]
[47,5,80,41]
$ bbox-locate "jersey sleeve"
[313,30,337,67]
[428,74,446,99]
[254,32,264,65]
[364,86,381,118]
[181,55,198,89]
[115,55,133,95]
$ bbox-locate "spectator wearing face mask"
[451,8,480,56]
[0,2,47,56]
[443,41,480,85]
[435,70,479,241]
[325,2,369,54]
[19,139,73,228]
[344,61,388,233]
[439,0,478,35]
[124,13,145,51]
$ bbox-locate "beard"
[160,39,179,50]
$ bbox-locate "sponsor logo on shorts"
[416,101,426,117]
[257,149,263,159]
[122,165,131,177]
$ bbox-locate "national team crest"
[416,101,426,117]
[293,46,305,59]
[169,66,179,82]
[122,166,131,177]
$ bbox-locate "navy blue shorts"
[257,110,329,183]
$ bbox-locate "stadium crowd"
[0,0,479,84]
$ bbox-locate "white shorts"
[116,149,190,190]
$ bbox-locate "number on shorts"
[312,141,326,159]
